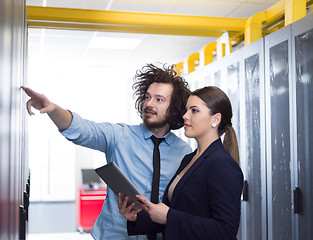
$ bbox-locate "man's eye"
[156,98,163,102]
[145,96,150,100]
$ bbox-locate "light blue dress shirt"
[61,112,191,240]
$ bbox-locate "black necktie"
[148,135,164,240]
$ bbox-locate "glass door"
[292,13,313,240]
[265,24,294,240]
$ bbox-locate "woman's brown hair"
[191,86,240,164]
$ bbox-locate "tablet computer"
[95,162,142,210]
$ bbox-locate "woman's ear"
[212,113,221,126]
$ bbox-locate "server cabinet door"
[203,59,225,90]
[291,13,313,240]
[202,62,215,88]
[185,67,204,91]
[223,49,242,142]
[240,38,267,240]
[222,49,242,239]
[265,25,293,240]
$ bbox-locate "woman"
[118,86,243,240]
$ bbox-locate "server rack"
[291,13,313,240]
[186,12,313,240]
[240,38,267,240]
[264,23,294,240]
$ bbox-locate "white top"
[168,175,181,202]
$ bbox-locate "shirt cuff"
[60,111,82,140]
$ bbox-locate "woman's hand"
[137,195,169,224]
[118,193,141,222]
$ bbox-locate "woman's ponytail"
[223,124,240,165]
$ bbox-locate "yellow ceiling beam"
[184,0,310,73]
[285,0,307,26]
[174,62,184,76]
[264,0,285,24]
[184,52,199,74]
[199,42,217,66]
[244,12,266,46]
[28,21,226,37]
[27,6,247,37]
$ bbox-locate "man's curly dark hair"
[133,63,190,130]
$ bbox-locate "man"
[22,63,192,240]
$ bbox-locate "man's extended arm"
[21,86,72,131]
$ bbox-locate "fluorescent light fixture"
[88,37,142,50]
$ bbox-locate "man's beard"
[143,116,169,129]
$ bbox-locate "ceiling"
[26,0,280,68]
[26,0,280,84]
[26,0,279,17]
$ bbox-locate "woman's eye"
[191,109,198,113]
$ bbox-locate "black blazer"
[128,138,243,240]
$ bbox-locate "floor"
[28,232,94,240]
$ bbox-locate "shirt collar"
[140,123,172,145]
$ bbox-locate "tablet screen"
[95,162,142,210]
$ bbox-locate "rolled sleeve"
[60,112,83,140]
